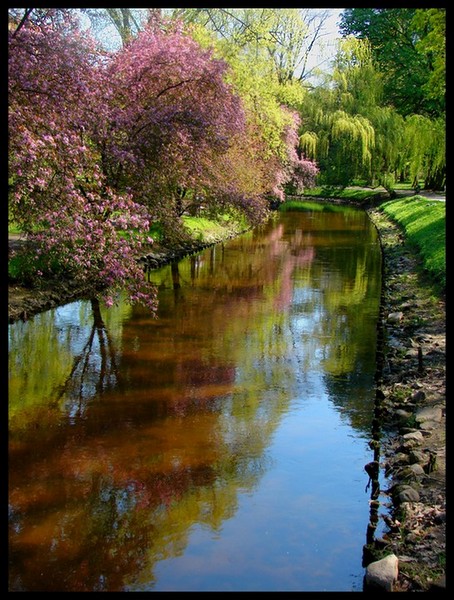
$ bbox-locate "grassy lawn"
[182,213,246,243]
[302,185,388,203]
[379,196,446,291]
[8,222,23,235]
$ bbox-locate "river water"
[9,203,383,592]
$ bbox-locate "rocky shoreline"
[365,207,446,592]
[8,205,446,592]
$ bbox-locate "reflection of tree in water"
[10,208,385,592]
[57,298,122,419]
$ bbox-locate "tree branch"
[11,8,34,37]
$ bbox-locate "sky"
[306,8,344,78]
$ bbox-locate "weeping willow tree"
[299,131,317,160]
[365,105,406,190]
[331,37,382,114]
[299,103,376,186]
[403,114,445,189]
[330,111,375,165]
[367,107,445,193]
[298,35,445,190]
[297,38,380,186]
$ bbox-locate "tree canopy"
[8,9,319,310]
[9,11,156,309]
[297,32,445,190]
[339,8,445,118]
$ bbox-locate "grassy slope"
[379,196,446,291]
[182,214,246,243]
[301,185,387,202]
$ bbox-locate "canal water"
[9,203,383,592]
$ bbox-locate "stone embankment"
[364,207,446,592]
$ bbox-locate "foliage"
[297,34,445,189]
[301,186,387,203]
[339,8,445,119]
[102,16,318,224]
[8,10,318,307]
[180,14,319,200]
[298,104,376,186]
[412,9,446,111]
[8,11,157,310]
[403,114,446,189]
[172,8,332,84]
[331,36,383,113]
[335,13,445,189]
[297,38,379,186]
[100,21,253,230]
[380,197,446,291]
[182,214,246,244]
[365,106,406,188]
[8,247,64,285]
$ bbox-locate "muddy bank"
[366,207,446,592]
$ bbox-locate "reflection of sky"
[56,302,107,405]
[54,301,84,325]
[9,299,124,416]
[129,380,370,592]
[53,301,96,355]
[139,218,371,591]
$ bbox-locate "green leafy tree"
[298,34,445,190]
[411,9,446,116]
[403,114,445,190]
[339,8,445,118]
[298,39,379,186]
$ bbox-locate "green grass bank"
[378,196,445,292]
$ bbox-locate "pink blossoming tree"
[101,19,318,232]
[100,21,253,235]
[8,11,157,309]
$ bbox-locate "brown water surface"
[9,204,382,591]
